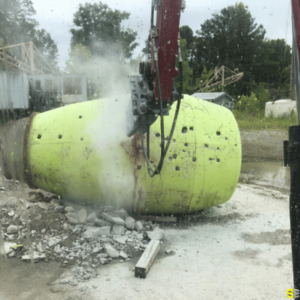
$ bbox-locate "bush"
[234,92,259,112]
[234,83,271,113]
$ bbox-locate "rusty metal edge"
[23,112,38,188]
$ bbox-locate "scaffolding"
[196,65,244,92]
[0,41,55,75]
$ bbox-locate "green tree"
[195,66,213,91]
[175,39,193,94]
[32,29,58,69]
[70,2,138,60]
[179,25,194,61]
[65,44,92,74]
[0,0,58,70]
[252,39,291,91]
[197,2,266,96]
[234,92,259,112]
[254,83,271,109]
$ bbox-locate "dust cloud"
[83,44,141,207]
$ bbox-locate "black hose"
[140,37,183,177]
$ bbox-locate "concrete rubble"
[0,190,164,284]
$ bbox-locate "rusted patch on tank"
[23,112,38,189]
[121,134,146,213]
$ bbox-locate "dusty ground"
[0,129,293,300]
[0,181,292,300]
[240,129,287,161]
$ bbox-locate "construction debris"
[135,240,161,279]
[0,190,165,284]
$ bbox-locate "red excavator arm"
[150,0,181,102]
[126,0,185,177]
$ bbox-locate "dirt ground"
[0,129,293,300]
[240,129,288,161]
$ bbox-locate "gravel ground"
[240,129,288,161]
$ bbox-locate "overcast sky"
[31,0,292,68]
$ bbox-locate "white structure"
[265,99,297,118]
[28,74,87,104]
[0,72,29,109]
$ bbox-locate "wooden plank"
[135,240,160,279]
[134,215,177,223]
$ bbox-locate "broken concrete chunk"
[78,208,87,223]
[0,242,17,255]
[114,209,129,220]
[65,212,79,224]
[82,226,111,241]
[92,246,103,254]
[95,218,112,227]
[134,221,144,232]
[103,206,114,212]
[87,212,97,223]
[54,206,64,213]
[62,223,69,231]
[7,225,19,234]
[147,227,164,241]
[105,244,119,258]
[48,237,61,247]
[165,249,175,254]
[125,216,135,230]
[111,224,126,236]
[119,251,128,259]
[50,198,61,206]
[102,213,125,226]
[97,253,108,258]
[38,202,48,210]
[37,242,44,253]
[8,250,16,257]
[7,210,15,217]
[22,251,46,261]
[100,258,110,265]
[34,214,42,221]
[65,206,75,212]
[28,192,44,203]
[113,235,128,244]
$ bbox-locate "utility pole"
[222,65,225,92]
[291,47,295,100]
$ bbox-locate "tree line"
[0,1,292,110]
[0,0,58,70]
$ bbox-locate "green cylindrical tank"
[1,95,241,214]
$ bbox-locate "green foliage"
[233,110,297,131]
[234,92,259,112]
[254,83,271,109]
[252,39,291,93]
[196,2,266,96]
[234,83,271,112]
[179,25,194,62]
[32,29,59,69]
[70,2,138,60]
[174,39,193,94]
[65,44,92,74]
[0,0,58,69]
[196,66,213,91]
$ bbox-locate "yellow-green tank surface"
[1,95,241,214]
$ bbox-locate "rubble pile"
[0,191,164,270]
